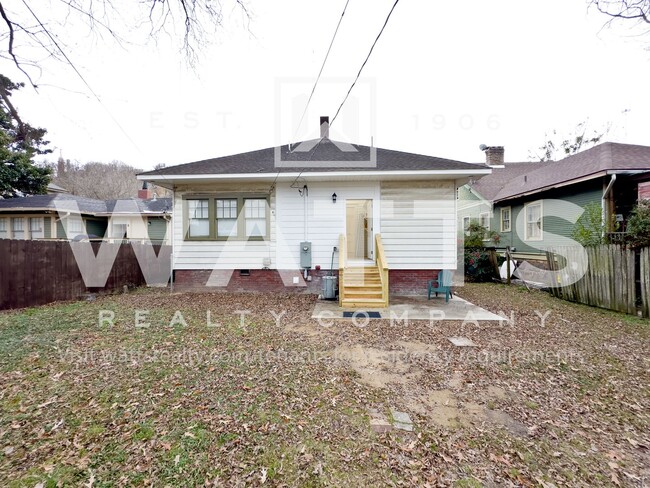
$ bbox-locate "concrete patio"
[311,294,504,321]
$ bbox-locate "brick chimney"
[484,146,505,166]
[138,181,153,200]
[320,116,329,139]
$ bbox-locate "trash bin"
[322,276,337,300]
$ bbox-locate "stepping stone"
[367,408,392,433]
[390,409,414,432]
[448,336,477,347]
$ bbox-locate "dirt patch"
[404,388,529,435]
[333,345,421,388]
[395,340,440,355]
[486,385,508,400]
[404,389,465,428]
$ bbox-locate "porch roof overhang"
[137,168,492,189]
[493,168,650,204]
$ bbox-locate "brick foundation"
[174,268,445,297]
[389,269,440,295]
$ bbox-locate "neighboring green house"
[458,142,650,258]
[0,194,172,243]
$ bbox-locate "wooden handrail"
[375,234,388,270]
[339,234,347,270]
[375,234,389,306]
[339,234,346,306]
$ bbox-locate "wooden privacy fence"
[545,245,649,317]
[0,240,171,310]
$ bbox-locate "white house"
[138,120,490,306]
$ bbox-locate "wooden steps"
[340,266,388,308]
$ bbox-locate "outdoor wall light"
[332,193,337,203]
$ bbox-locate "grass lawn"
[0,284,648,487]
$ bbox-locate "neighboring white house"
[0,193,172,244]
[138,120,491,305]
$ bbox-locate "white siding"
[381,180,457,269]
[275,181,380,270]
[172,183,276,270]
[172,179,457,271]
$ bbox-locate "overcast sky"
[3,0,649,170]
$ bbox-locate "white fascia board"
[137,168,491,182]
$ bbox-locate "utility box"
[300,241,312,268]
[322,276,337,300]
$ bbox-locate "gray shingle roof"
[0,195,172,215]
[472,142,650,202]
[104,198,172,214]
[0,194,107,213]
[139,138,485,176]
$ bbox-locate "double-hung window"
[188,199,210,238]
[525,201,543,240]
[500,207,511,232]
[185,195,269,240]
[12,217,25,239]
[112,222,128,239]
[29,217,44,239]
[479,212,490,230]
[67,218,84,238]
[216,199,238,238]
[244,198,267,237]
[0,218,7,238]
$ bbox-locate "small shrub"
[626,199,650,248]
[464,248,502,282]
[464,222,500,248]
[463,222,502,282]
[571,202,608,247]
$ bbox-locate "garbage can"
[322,276,337,300]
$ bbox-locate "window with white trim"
[29,217,44,239]
[65,218,84,239]
[525,201,543,240]
[0,218,7,238]
[462,216,470,231]
[500,207,511,232]
[12,217,25,239]
[112,223,128,239]
[479,212,490,230]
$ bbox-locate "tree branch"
[0,1,38,88]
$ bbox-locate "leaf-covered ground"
[0,283,648,487]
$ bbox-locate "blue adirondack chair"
[428,269,453,302]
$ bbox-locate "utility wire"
[291,0,351,144]
[330,0,400,129]
[270,0,351,193]
[21,0,143,155]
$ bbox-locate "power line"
[21,0,143,155]
[292,0,351,143]
[330,0,400,129]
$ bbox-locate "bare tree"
[53,159,144,200]
[529,119,611,162]
[0,0,252,87]
[590,0,649,24]
[589,0,650,37]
